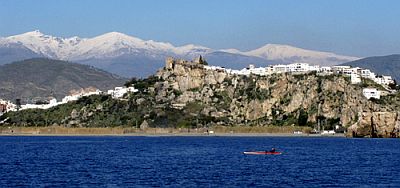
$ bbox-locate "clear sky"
[0,0,399,57]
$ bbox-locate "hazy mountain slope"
[204,51,278,69]
[0,42,43,65]
[243,44,359,66]
[0,58,126,103]
[341,54,400,81]
[78,55,164,78]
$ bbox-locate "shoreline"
[0,132,346,137]
[0,126,346,137]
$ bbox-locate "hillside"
[341,54,400,81]
[0,58,126,103]
[3,58,400,138]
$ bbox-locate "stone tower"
[165,57,175,69]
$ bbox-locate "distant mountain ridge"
[0,30,359,77]
[0,58,126,103]
[341,54,400,82]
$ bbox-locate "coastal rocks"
[349,112,400,138]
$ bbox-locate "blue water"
[0,136,399,187]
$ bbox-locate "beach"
[0,126,345,137]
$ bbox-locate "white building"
[351,73,362,84]
[320,66,333,74]
[332,65,351,74]
[0,99,17,113]
[359,69,376,79]
[287,63,311,72]
[204,65,226,72]
[249,67,267,75]
[343,67,361,76]
[374,75,394,86]
[309,65,321,72]
[108,86,138,99]
[363,88,381,99]
[20,98,59,110]
[62,89,102,103]
[268,64,289,74]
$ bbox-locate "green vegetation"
[3,94,151,128]
[125,76,163,92]
[297,108,308,126]
[360,78,386,91]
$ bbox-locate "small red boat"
[243,151,282,155]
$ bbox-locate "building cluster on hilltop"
[203,60,395,100]
[205,63,394,86]
[0,86,138,116]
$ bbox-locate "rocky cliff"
[2,57,400,137]
[153,58,400,137]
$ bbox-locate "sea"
[0,136,399,187]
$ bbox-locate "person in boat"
[269,148,276,153]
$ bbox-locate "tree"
[15,99,21,111]
[297,108,308,126]
[388,79,398,90]
[124,77,138,87]
[197,55,208,65]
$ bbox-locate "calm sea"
[0,136,399,187]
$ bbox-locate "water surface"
[0,136,399,187]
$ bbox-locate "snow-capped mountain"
[0,30,360,77]
[243,44,358,66]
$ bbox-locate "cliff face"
[3,57,400,137]
[153,58,400,137]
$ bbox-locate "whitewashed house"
[309,65,320,72]
[0,99,17,113]
[20,98,59,110]
[287,63,310,72]
[332,65,351,74]
[360,69,375,79]
[249,67,267,75]
[62,89,102,104]
[270,64,289,73]
[363,88,381,99]
[319,66,333,74]
[351,73,362,84]
[108,86,138,99]
[374,75,394,85]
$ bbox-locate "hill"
[3,58,400,138]
[0,58,126,103]
[341,54,400,81]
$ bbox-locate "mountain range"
[0,30,359,77]
[0,58,126,103]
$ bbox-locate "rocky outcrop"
[154,57,400,137]
[349,112,400,138]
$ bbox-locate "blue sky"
[0,0,399,57]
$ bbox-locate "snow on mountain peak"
[2,31,359,66]
[175,44,212,58]
[219,48,245,55]
[22,30,45,37]
[96,31,141,42]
